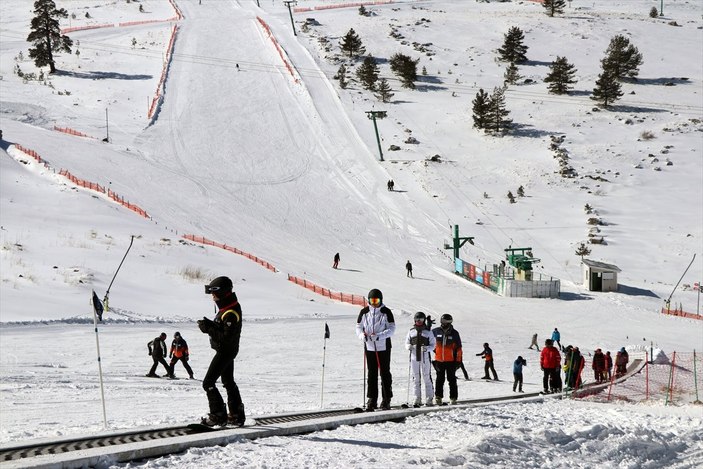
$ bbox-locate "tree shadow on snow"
[416,84,448,92]
[508,123,553,139]
[54,70,152,80]
[616,284,659,298]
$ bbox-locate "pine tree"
[356,56,380,90]
[374,78,394,103]
[486,86,512,133]
[27,0,73,73]
[503,62,522,86]
[544,56,577,94]
[591,69,623,107]
[575,243,591,259]
[340,28,366,58]
[472,88,490,130]
[497,26,528,64]
[602,34,643,81]
[389,53,419,89]
[543,0,567,17]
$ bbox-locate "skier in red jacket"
[540,339,561,393]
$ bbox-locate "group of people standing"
[538,332,629,394]
[357,289,496,409]
[150,277,633,427]
[146,331,194,379]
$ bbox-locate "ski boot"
[201,413,227,427]
[413,397,422,408]
[228,404,246,427]
[365,398,377,411]
[425,398,434,407]
[434,396,443,406]
[450,398,457,405]
[379,399,391,410]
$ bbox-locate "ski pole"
[362,345,366,408]
[406,350,411,406]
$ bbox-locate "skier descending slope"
[356,289,396,411]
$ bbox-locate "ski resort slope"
[1,1,703,467]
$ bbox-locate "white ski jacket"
[356,304,396,352]
[404,327,436,361]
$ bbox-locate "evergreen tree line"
[472,25,644,132]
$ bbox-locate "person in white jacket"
[405,312,436,407]
[356,288,396,411]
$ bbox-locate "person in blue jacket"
[513,355,527,392]
[551,328,562,351]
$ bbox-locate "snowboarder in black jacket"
[147,333,173,378]
[198,276,245,427]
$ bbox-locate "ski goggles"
[204,285,221,294]
[440,318,452,326]
[368,297,381,306]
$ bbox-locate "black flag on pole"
[324,323,330,339]
[92,290,104,321]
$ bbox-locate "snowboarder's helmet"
[440,313,453,325]
[368,288,383,301]
[205,276,233,294]
[160,332,167,339]
[414,311,426,322]
[174,332,181,338]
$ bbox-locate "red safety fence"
[53,125,97,140]
[148,23,179,119]
[574,350,702,405]
[182,235,278,273]
[256,17,300,84]
[12,144,149,219]
[288,274,368,307]
[59,169,105,193]
[13,144,49,168]
[107,189,150,219]
[661,307,702,321]
[61,24,114,34]
[182,235,366,306]
[294,0,394,13]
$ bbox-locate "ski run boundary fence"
[182,235,368,308]
[573,350,702,405]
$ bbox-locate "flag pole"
[320,323,330,408]
[91,291,108,429]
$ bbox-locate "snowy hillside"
[0,1,702,467]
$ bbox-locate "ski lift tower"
[504,247,540,281]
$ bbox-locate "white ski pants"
[411,353,434,400]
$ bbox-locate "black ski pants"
[149,355,170,376]
[365,348,393,402]
[483,360,498,380]
[203,350,242,417]
[543,367,560,392]
[434,362,458,400]
[170,356,194,377]
[512,372,523,392]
